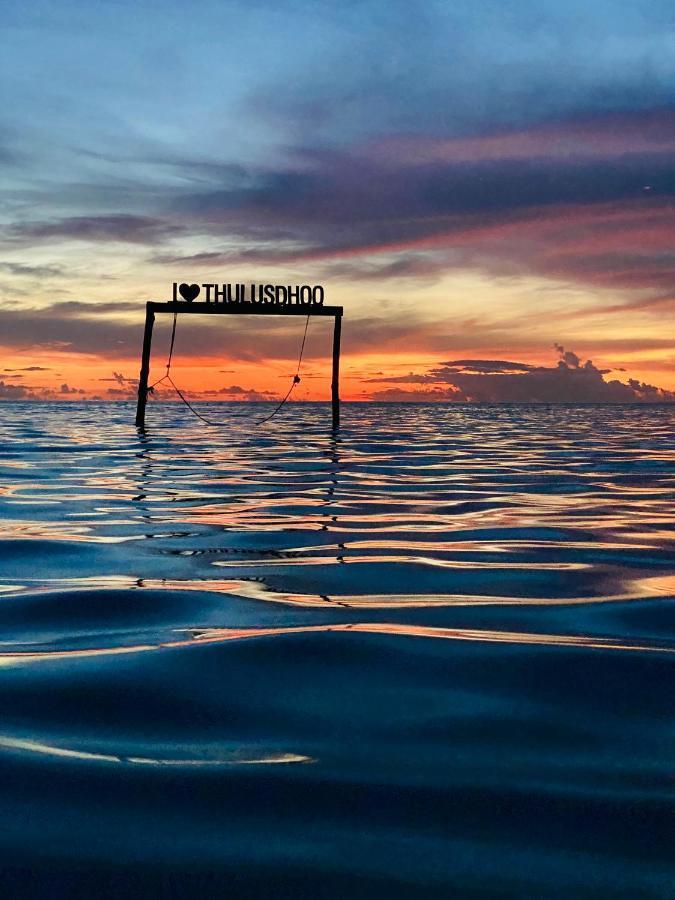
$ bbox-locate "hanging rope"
[147,310,310,427]
[258,313,309,425]
[148,310,178,392]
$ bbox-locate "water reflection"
[0,401,673,895]
[0,735,311,767]
[0,620,670,671]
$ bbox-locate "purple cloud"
[0,380,30,399]
[7,215,181,246]
[369,347,675,403]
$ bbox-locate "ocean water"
[0,401,673,898]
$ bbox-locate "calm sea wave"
[0,401,673,898]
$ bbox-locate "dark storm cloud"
[369,349,675,403]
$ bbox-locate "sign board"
[172,282,325,307]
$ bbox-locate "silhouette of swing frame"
[135,301,343,430]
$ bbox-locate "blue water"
[0,401,673,898]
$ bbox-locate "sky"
[1,0,674,402]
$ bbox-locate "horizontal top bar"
[148,301,342,317]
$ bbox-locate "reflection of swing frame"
[135,301,343,431]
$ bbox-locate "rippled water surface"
[1,401,673,898]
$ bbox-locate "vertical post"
[331,312,341,430]
[135,303,155,429]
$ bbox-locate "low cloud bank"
[369,345,675,403]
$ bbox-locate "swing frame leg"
[331,313,341,430]
[135,304,155,430]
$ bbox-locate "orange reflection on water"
[630,574,675,596]
[140,577,656,609]
[187,623,674,654]
[211,555,589,570]
[0,621,670,670]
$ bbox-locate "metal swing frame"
[135,301,343,430]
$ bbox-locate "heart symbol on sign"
[179,283,200,302]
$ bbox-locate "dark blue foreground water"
[0,401,673,898]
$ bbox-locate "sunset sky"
[1,0,674,402]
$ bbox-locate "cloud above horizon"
[368,345,675,403]
[0,0,674,393]
[6,110,672,310]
